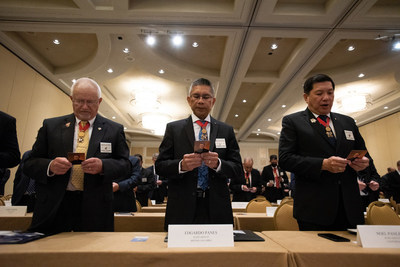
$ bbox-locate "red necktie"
[273,167,280,189]
[245,172,249,186]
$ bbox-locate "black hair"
[303,74,335,94]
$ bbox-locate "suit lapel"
[209,117,218,151]
[330,112,343,152]
[87,115,106,157]
[184,116,195,152]
[62,114,75,153]
[305,109,335,148]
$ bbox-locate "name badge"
[142,178,147,183]
[100,142,112,153]
[357,225,400,248]
[344,130,355,140]
[215,138,226,148]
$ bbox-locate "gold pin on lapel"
[98,127,102,131]
[310,118,316,123]
[65,122,71,127]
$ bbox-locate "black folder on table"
[0,231,47,244]
[233,230,265,242]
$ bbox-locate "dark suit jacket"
[230,168,262,202]
[136,167,155,207]
[155,116,242,231]
[113,156,141,212]
[279,108,366,227]
[381,171,400,203]
[0,111,21,168]
[147,165,168,203]
[12,150,33,206]
[24,114,131,233]
[261,165,289,202]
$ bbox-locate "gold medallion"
[78,131,85,138]
[202,128,207,134]
[325,126,331,132]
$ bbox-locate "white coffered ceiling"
[0,0,399,143]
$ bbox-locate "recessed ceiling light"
[123,48,130,53]
[172,35,183,46]
[393,40,400,50]
[72,79,76,83]
[192,42,199,48]
[112,116,116,119]
[281,104,286,108]
[267,118,272,122]
[158,69,165,74]
[234,114,239,117]
[348,45,355,51]
[358,73,365,78]
[53,39,60,45]
[242,99,247,103]
[107,68,113,73]
[384,106,389,109]
[146,36,156,46]
[277,132,280,135]
[256,133,259,136]
[257,129,260,131]
[124,127,127,130]
[271,43,278,50]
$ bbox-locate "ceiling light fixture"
[384,106,389,110]
[192,42,199,48]
[347,45,355,51]
[146,35,156,46]
[158,69,165,74]
[123,48,130,53]
[107,68,113,73]
[112,116,116,119]
[234,114,239,117]
[393,40,400,50]
[172,35,183,46]
[271,44,278,50]
[267,118,272,122]
[358,73,365,78]
[72,79,76,83]
[242,99,247,103]
[53,39,60,45]
[131,90,160,114]
[340,94,368,113]
[142,113,170,135]
[281,104,286,108]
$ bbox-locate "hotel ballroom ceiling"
[0,0,399,143]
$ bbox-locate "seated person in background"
[12,150,36,212]
[134,154,155,207]
[261,154,289,203]
[381,160,400,203]
[357,159,380,209]
[230,157,262,202]
[113,155,140,212]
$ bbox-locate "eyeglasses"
[72,99,99,106]
[190,94,213,100]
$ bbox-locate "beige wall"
[0,45,72,195]
[359,111,400,176]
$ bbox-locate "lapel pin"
[65,122,71,128]
[98,127,102,131]
[310,118,316,123]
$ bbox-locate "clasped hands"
[322,156,369,173]
[181,152,219,171]
[50,157,103,175]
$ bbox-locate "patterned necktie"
[317,115,336,146]
[196,120,209,190]
[71,121,90,190]
[273,167,280,189]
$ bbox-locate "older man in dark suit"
[231,157,262,202]
[261,154,289,203]
[279,74,370,231]
[156,78,242,231]
[24,77,131,234]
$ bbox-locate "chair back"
[366,201,400,225]
[273,200,299,230]
[389,197,400,215]
[246,199,272,213]
[135,200,142,212]
[280,196,293,205]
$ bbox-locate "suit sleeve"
[0,115,21,168]
[101,124,131,180]
[117,157,139,192]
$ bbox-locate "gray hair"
[71,77,102,98]
[188,78,215,97]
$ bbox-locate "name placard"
[168,224,234,248]
[357,225,400,248]
[266,207,277,217]
[0,206,27,217]
[231,202,248,209]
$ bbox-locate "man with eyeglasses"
[156,78,242,231]
[24,77,131,234]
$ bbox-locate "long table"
[262,231,400,267]
[0,232,289,267]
